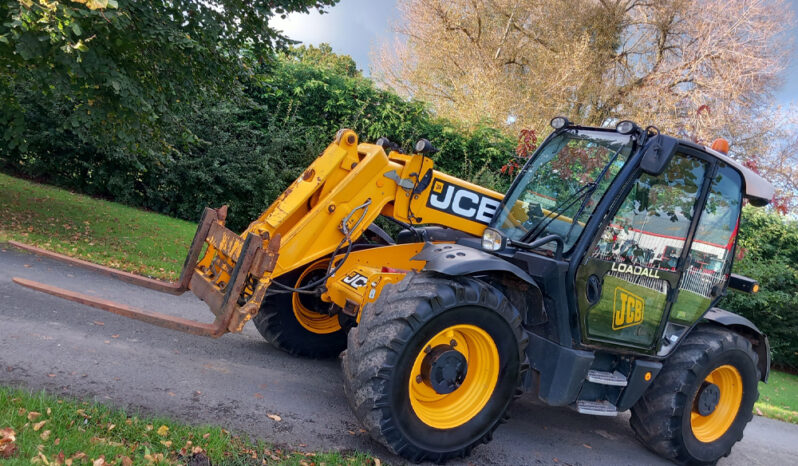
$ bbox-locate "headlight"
[482,228,506,252]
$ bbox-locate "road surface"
[2,246,797,465]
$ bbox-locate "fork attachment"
[11,206,280,337]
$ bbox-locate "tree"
[281,43,361,77]
[375,0,797,211]
[0,0,338,156]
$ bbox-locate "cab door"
[574,151,709,350]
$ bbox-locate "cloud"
[270,0,399,73]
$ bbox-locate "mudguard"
[413,242,536,285]
[702,307,771,382]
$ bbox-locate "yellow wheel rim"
[690,364,743,443]
[408,324,500,429]
[292,261,341,335]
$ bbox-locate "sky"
[272,0,798,105]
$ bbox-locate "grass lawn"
[757,371,798,424]
[0,173,195,281]
[0,387,371,465]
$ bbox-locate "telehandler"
[11,117,773,464]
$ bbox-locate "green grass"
[0,387,372,465]
[757,371,798,424]
[0,173,195,280]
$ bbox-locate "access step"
[575,400,618,416]
[586,369,628,387]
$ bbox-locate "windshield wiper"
[520,182,596,243]
[563,145,626,242]
[522,145,626,245]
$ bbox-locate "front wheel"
[252,259,347,358]
[342,273,527,463]
[630,325,760,465]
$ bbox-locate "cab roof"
[696,143,774,206]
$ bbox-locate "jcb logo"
[613,287,644,330]
[427,179,501,225]
[342,272,368,289]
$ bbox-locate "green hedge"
[1,59,515,232]
[721,207,798,369]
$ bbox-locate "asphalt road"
[2,246,797,465]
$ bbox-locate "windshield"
[491,129,634,251]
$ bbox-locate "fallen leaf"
[107,424,115,431]
[756,407,764,416]
[111,335,119,339]
[0,427,18,458]
[17,408,26,416]
[28,411,42,421]
[41,430,51,441]
[33,420,47,431]
[24,264,32,268]
[202,433,210,439]
[266,414,281,422]
[120,456,133,466]
[156,425,169,437]
[254,393,263,399]
[0,442,17,459]
[93,321,104,326]
[56,451,65,465]
[92,456,105,466]
[161,440,172,448]
[47,408,52,416]
[582,443,592,449]
[71,452,87,461]
[374,458,382,466]
[48,374,56,378]
[145,424,153,431]
[54,438,60,446]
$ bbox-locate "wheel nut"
[416,375,423,383]
[424,345,432,354]
[450,339,457,347]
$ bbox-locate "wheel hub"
[695,381,721,416]
[421,344,468,394]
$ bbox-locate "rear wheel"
[252,260,347,358]
[630,325,759,465]
[342,273,527,462]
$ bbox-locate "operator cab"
[480,118,772,356]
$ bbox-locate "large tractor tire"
[253,259,347,358]
[342,273,527,462]
[630,325,760,465]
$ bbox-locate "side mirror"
[640,135,679,175]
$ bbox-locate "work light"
[616,120,637,134]
[550,117,570,130]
